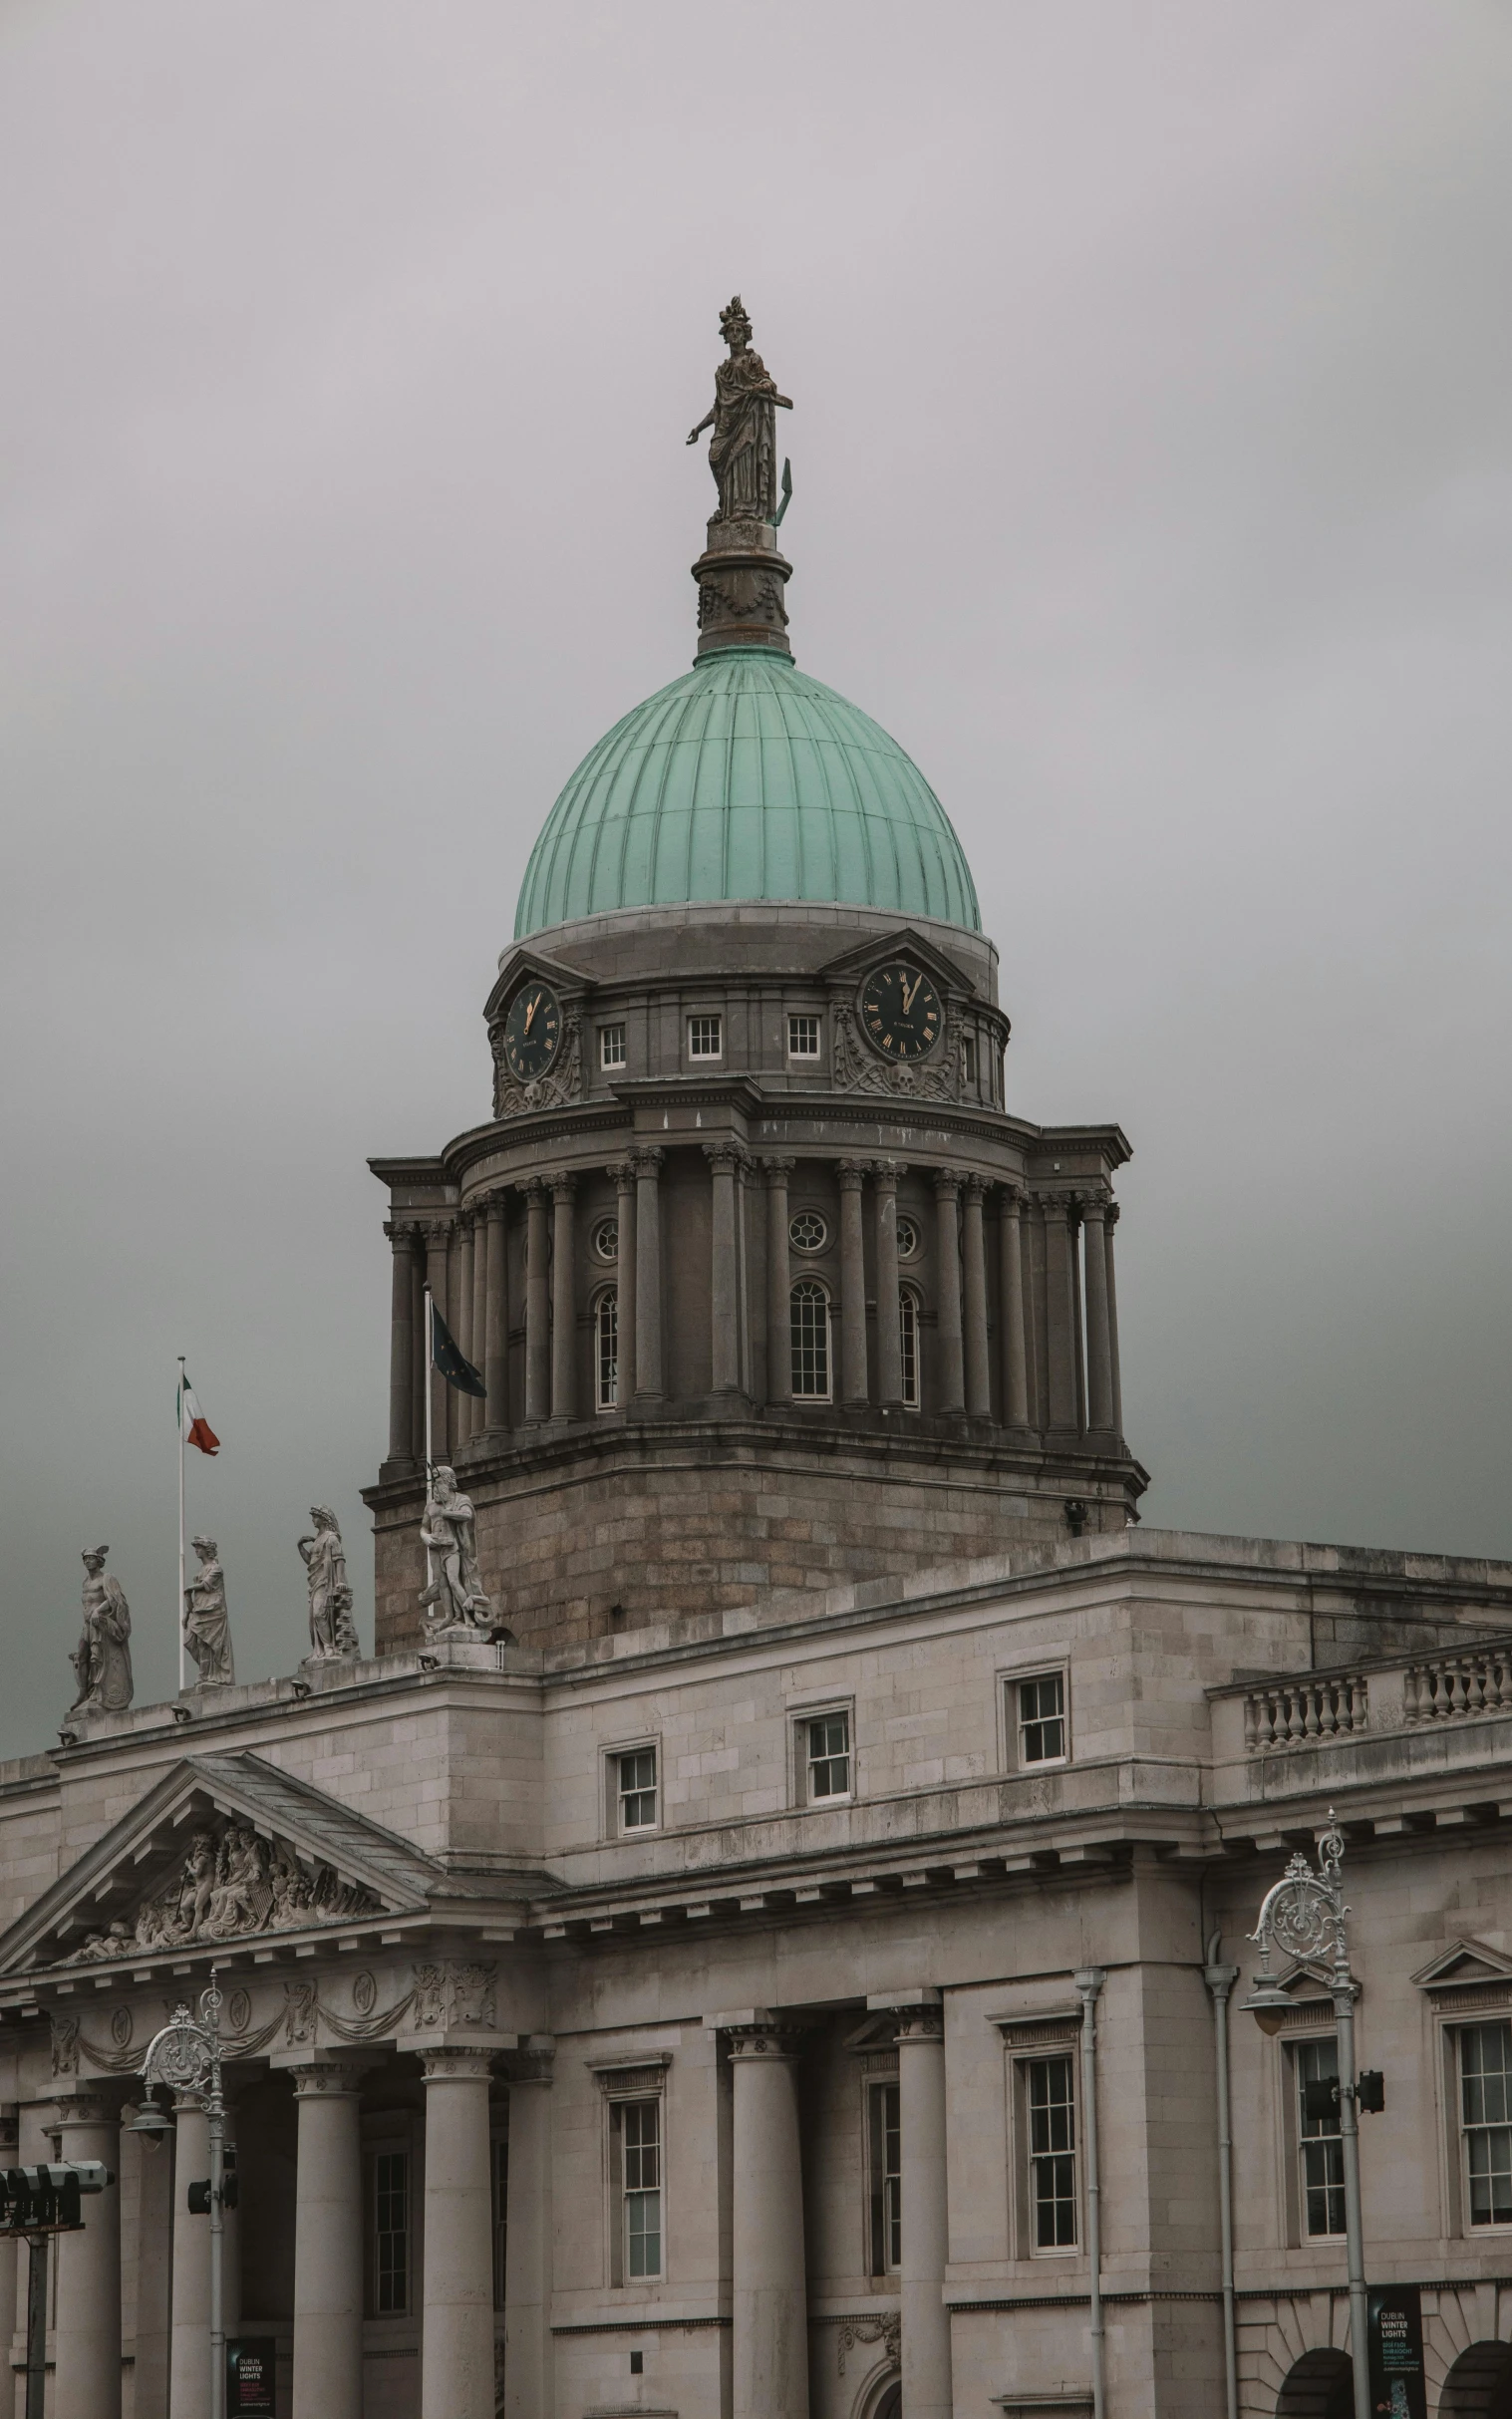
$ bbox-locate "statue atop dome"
[687,295,792,526]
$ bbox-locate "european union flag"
[431,1304,485,1397]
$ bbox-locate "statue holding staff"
[182,1534,235,1685]
[687,295,792,525]
[298,1505,359,1663]
[418,1465,495,1637]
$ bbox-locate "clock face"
[859,963,944,1061]
[502,982,562,1080]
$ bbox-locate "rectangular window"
[807,1710,851,1801]
[869,2080,902,2273]
[687,1014,722,1059]
[617,1745,658,1832]
[1026,2054,1077,2249]
[621,2098,663,2278]
[596,1289,619,1410]
[789,1281,831,1399]
[899,1291,919,1408]
[787,1013,821,1058]
[962,1032,979,1085]
[1461,2021,1512,2227]
[600,1023,626,1070]
[374,2148,410,2314]
[491,2130,508,2310]
[1017,1671,1067,1765]
[1295,2037,1346,2238]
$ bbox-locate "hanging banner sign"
[1366,2284,1427,2419]
[227,2338,277,2416]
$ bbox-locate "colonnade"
[37,2048,505,2419]
[384,1152,1123,1462]
[720,1997,950,2419]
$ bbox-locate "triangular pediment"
[484,942,596,1021]
[817,925,978,999]
[0,1753,445,1978]
[1411,1939,1512,1989]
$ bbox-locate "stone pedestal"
[421,2049,496,2419]
[724,2018,808,2419]
[287,2062,366,2419]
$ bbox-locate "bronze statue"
[69,1547,134,1715]
[687,296,791,524]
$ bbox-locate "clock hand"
[524,995,538,1032]
[900,974,919,1015]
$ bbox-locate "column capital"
[963,1172,989,1204]
[607,1157,638,1186]
[711,2010,807,2060]
[548,1169,577,1204]
[421,1214,456,1244]
[384,1219,425,1249]
[703,1140,751,1174]
[999,1180,1027,1211]
[836,1158,869,1189]
[420,2046,497,2082]
[630,1145,666,1175]
[932,1168,962,1200]
[516,1175,552,1203]
[481,1187,510,1219]
[1105,1198,1121,1229]
[284,2060,371,2099]
[1037,1185,1081,1219]
[871,1156,908,1187]
[760,1153,795,1181]
[1075,1187,1111,1224]
[455,1204,476,1233]
[893,2005,945,2043]
[51,2087,123,2127]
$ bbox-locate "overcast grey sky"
[3,0,1510,1756]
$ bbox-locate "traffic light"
[0,2163,112,2233]
[1357,2069,1385,2113]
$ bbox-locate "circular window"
[895,1215,920,1260]
[789,1210,827,1253]
[593,1217,619,1262]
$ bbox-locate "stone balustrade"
[1243,1673,1369,1751]
[1403,1645,1512,1722]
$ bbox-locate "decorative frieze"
[62,1819,382,1965]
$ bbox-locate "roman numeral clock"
[501,982,562,1080]
[859,962,943,1061]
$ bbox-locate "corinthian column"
[872,1160,906,1407]
[519,1179,551,1422]
[762,1157,794,1406]
[705,1143,746,1394]
[1079,1190,1115,1434]
[420,2049,496,2419]
[425,1223,452,1465]
[999,1186,1032,1429]
[722,2018,809,2419]
[483,1193,509,1431]
[1105,1200,1124,1438]
[53,2090,122,2419]
[550,1173,577,1419]
[933,1172,965,1413]
[385,1222,421,1466]
[962,1174,990,1417]
[894,2000,952,2419]
[1042,1190,1081,1432]
[168,2092,210,2419]
[470,1208,488,1440]
[837,1161,869,1404]
[452,1213,472,1453]
[286,2062,367,2419]
[632,1147,665,1403]
[608,1160,637,1408]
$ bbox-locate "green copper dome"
[514,648,980,938]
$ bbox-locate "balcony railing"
[1243,1676,1369,1752]
[1403,1647,1512,1724]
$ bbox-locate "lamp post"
[138,1975,227,2419]
[1243,1811,1368,2419]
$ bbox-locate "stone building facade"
[5,308,1512,2419]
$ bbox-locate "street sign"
[1367,2283,1427,2419]
[227,2337,277,2415]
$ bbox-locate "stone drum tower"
[367,301,1145,1652]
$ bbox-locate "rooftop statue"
[299,1505,360,1663]
[182,1533,234,1687]
[419,1465,497,1640]
[687,295,792,525]
[69,1546,134,1717]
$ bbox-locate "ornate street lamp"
[1243,1812,1368,2419]
[139,1975,228,2419]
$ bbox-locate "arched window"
[789,1280,831,1401]
[899,1289,921,1409]
[595,1289,618,1410]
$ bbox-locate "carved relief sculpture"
[831,998,964,1103]
[686,295,792,525]
[69,1546,134,1716]
[182,1534,234,1686]
[419,1465,497,1639]
[65,1817,381,1964]
[489,1006,582,1119]
[298,1505,359,1663]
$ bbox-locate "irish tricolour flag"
[177,1372,220,1457]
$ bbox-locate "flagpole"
[176,1356,186,1692]
[423,1288,434,1475]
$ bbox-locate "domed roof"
[514,647,980,939]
